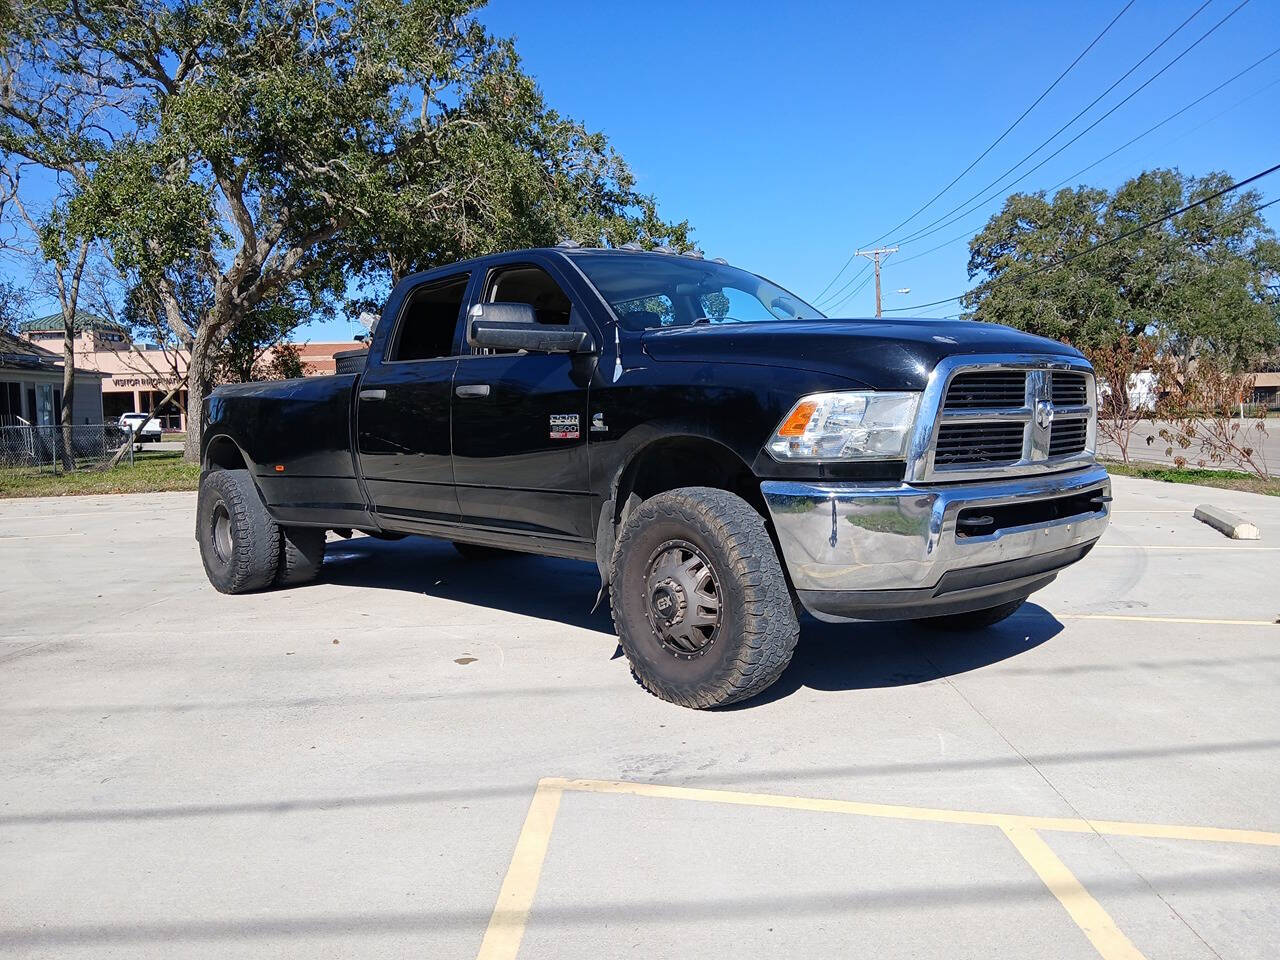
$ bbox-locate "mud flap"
[591,498,616,613]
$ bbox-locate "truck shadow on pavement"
[317,535,1063,705]
[318,534,616,633]
[730,606,1063,708]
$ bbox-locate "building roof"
[1,328,60,367]
[0,328,107,376]
[1254,372,1280,388]
[18,311,126,335]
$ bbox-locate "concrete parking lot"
[2,476,1278,959]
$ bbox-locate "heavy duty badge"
[549,413,580,439]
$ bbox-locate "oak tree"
[2,0,688,460]
[963,169,1280,370]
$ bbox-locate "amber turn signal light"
[776,401,817,437]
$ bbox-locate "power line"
[809,0,1136,305]
[821,269,875,314]
[814,260,870,310]
[1137,72,1280,161]
[859,2,1136,251]
[816,0,1223,307]
[885,46,1280,272]
[892,0,1251,249]
[1046,45,1280,192]
[881,161,1280,314]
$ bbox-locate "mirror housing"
[466,302,593,354]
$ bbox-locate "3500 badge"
[549,413,580,439]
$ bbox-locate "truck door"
[450,259,595,543]
[356,271,470,523]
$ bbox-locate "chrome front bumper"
[761,465,1110,621]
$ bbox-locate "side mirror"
[466,302,594,354]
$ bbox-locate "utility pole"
[856,247,898,317]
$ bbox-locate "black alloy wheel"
[643,539,722,658]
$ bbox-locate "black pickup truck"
[197,246,1110,708]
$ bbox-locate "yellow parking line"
[475,780,564,960]
[1058,614,1277,626]
[1002,824,1145,960]
[548,779,1280,846]
[477,778,1278,960]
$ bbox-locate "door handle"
[359,389,387,401]
[455,384,491,398]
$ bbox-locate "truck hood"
[639,318,1084,390]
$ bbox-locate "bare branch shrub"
[1158,358,1270,479]
[1083,336,1162,465]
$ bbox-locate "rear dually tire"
[277,526,327,586]
[198,468,281,595]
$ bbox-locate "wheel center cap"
[650,581,683,624]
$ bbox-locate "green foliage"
[5,0,688,293]
[701,290,730,320]
[964,169,1280,369]
[2,0,690,458]
[212,299,309,384]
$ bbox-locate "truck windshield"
[571,253,826,331]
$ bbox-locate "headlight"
[766,391,921,461]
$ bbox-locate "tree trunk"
[183,324,218,463]
[59,312,76,470]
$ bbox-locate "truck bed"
[205,374,372,527]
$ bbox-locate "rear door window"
[388,273,470,362]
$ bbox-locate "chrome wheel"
[211,502,234,564]
[644,539,721,658]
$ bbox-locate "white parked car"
[118,412,163,444]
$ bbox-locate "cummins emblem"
[549,413,580,439]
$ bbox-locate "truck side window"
[389,273,470,362]
[486,265,572,326]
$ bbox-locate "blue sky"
[447,0,1277,330]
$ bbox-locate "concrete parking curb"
[1194,504,1261,540]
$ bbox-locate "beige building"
[1253,372,1280,410]
[21,313,189,428]
[19,313,360,429]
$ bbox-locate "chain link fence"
[0,423,134,477]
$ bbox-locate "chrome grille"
[1049,419,1088,457]
[1050,372,1088,407]
[935,422,1026,465]
[909,357,1098,482]
[944,372,1027,409]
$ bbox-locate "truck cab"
[198,246,1110,708]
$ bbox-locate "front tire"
[198,468,281,594]
[610,487,799,709]
[915,597,1026,630]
